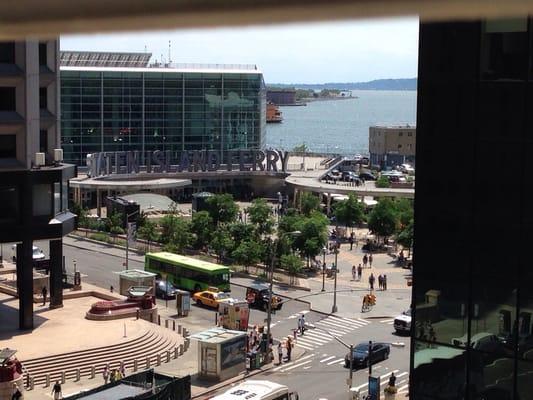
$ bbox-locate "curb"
[231,272,311,292]
[66,234,146,258]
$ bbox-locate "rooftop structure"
[60,50,152,68]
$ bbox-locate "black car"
[345,342,390,369]
[341,171,362,184]
[359,172,377,181]
[155,280,178,299]
[245,283,283,311]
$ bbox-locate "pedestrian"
[11,383,22,400]
[352,265,356,281]
[110,369,117,384]
[298,314,306,335]
[389,372,396,387]
[383,275,387,291]
[357,264,362,281]
[103,365,110,384]
[349,235,354,251]
[239,211,243,222]
[110,285,114,293]
[363,254,368,268]
[369,253,373,268]
[286,337,293,361]
[277,342,283,365]
[51,381,62,400]
[120,363,126,378]
[41,285,47,306]
[378,274,383,290]
[369,273,375,291]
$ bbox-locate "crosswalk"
[294,314,371,351]
[352,370,410,396]
[379,318,395,325]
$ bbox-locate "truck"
[210,380,299,400]
[393,309,412,334]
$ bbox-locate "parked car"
[245,283,283,311]
[11,245,46,261]
[394,309,412,335]
[359,172,377,181]
[341,171,362,184]
[155,279,178,299]
[345,342,390,369]
[451,332,502,351]
[192,288,237,310]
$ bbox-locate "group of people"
[417,321,437,345]
[367,273,387,290]
[276,336,294,365]
[351,264,363,281]
[102,364,126,384]
[362,253,373,268]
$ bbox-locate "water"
[266,90,417,155]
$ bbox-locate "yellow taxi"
[192,287,237,310]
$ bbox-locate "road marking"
[327,357,345,365]
[332,316,368,327]
[272,354,314,371]
[380,319,395,323]
[287,310,310,319]
[315,320,351,333]
[295,342,315,350]
[318,317,352,329]
[396,372,409,378]
[301,332,331,343]
[356,318,371,325]
[398,384,409,393]
[296,337,322,347]
[320,356,336,363]
[305,330,334,340]
[303,366,312,370]
[373,365,383,370]
[281,359,313,372]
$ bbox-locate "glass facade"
[60,69,266,165]
[413,18,533,400]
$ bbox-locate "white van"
[210,380,299,400]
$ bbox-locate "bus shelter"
[190,328,247,381]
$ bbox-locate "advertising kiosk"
[191,328,247,382]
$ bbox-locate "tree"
[367,199,399,242]
[280,254,303,285]
[396,220,414,256]
[393,198,414,229]
[205,194,239,226]
[299,192,321,216]
[376,175,390,188]
[71,202,89,228]
[334,194,365,230]
[106,211,124,235]
[228,222,256,249]
[137,220,159,251]
[292,143,309,153]
[232,239,263,274]
[210,227,234,263]
[161,217,192,253]
[293,211,329,267]
[191,211,214,249]
[246,198,274,236]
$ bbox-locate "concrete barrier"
[156,354,161,366]
[146,357,150,369]
[133,359,138,372]
[45,374,50,388]
[76,368,80,381]
[61,371,66,384]
[29,376,34,391]
[179,344,184,356]
[90,366,95,379]
[166,350,171,363]
[174,347,179,359]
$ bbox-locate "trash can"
[247,352,257,370]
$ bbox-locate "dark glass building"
[59,51,266,166]
[412,18,533,399]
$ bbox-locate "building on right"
[411,18,533,399]
[368,124,415,168]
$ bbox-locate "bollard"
[165,319,169,328]
[146,357,150,369]
[61,371,66,384]
[133,359,138,372]
[90,366,95,379]
[185,338,190,350]
[45,374,50,388]
[178,325,182,334]
[76,368,80,382]
[157,354,161,366]
[166,350,171,363]
[158,315,161,325]
[183,328,188,337]
[29,377,34,391]
[174,347,179,359]
[173,320,176,331]
[179,344,184,356]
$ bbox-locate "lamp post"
[332,246,339,313]
[321,246,327,292]
[125,209,139,270]
[266,230,301,363]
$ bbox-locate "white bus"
[210,380,299,400]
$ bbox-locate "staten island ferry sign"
[87,149,289,178]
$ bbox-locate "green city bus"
[145,252,230,292]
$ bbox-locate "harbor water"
[266,90,417,155]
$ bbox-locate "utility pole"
[321,247,326,292]
[368,340,373,376]
[332,247,338,313]
[125,210,139,270]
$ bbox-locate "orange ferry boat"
[266,102,283,123]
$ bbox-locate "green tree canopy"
[191,211,214,249]
[106,211,124,235]
[293,211,329,265]
[397,220,414,251]
[211,226,234,263]
[205,194,239,226]
[161,217,193,253]
[137,220,159,251]
[71,202,89,228]
[232,239,264,273]
[280,254,303,284]
[375,175,390,188]
[367,198,399,241]
[246,198,274,236]
[334,194,365,229]
[300,192,321,216]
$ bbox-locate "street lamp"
[321,246,327,292]
[266,230,301,363]
[332,245,339,313]
[125,209,139,270]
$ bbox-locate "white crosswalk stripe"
[287,310,310,319]
[272,354,314,371]
[326,357,345,365]
[280,359,313,372]
[295,342,315,350]
[380,319,395,323]
[319,355,336,363]
[398,384,409,393]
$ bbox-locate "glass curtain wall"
[61,70,265,165]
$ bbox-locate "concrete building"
[368,124,416,167]
[0,40,76,329]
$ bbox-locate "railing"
[149,62,258,70]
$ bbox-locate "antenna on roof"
[168,40,172,64]
[144,45,147,53]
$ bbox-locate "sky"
[61,18,419,84]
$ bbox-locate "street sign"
[368,376,380,400]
